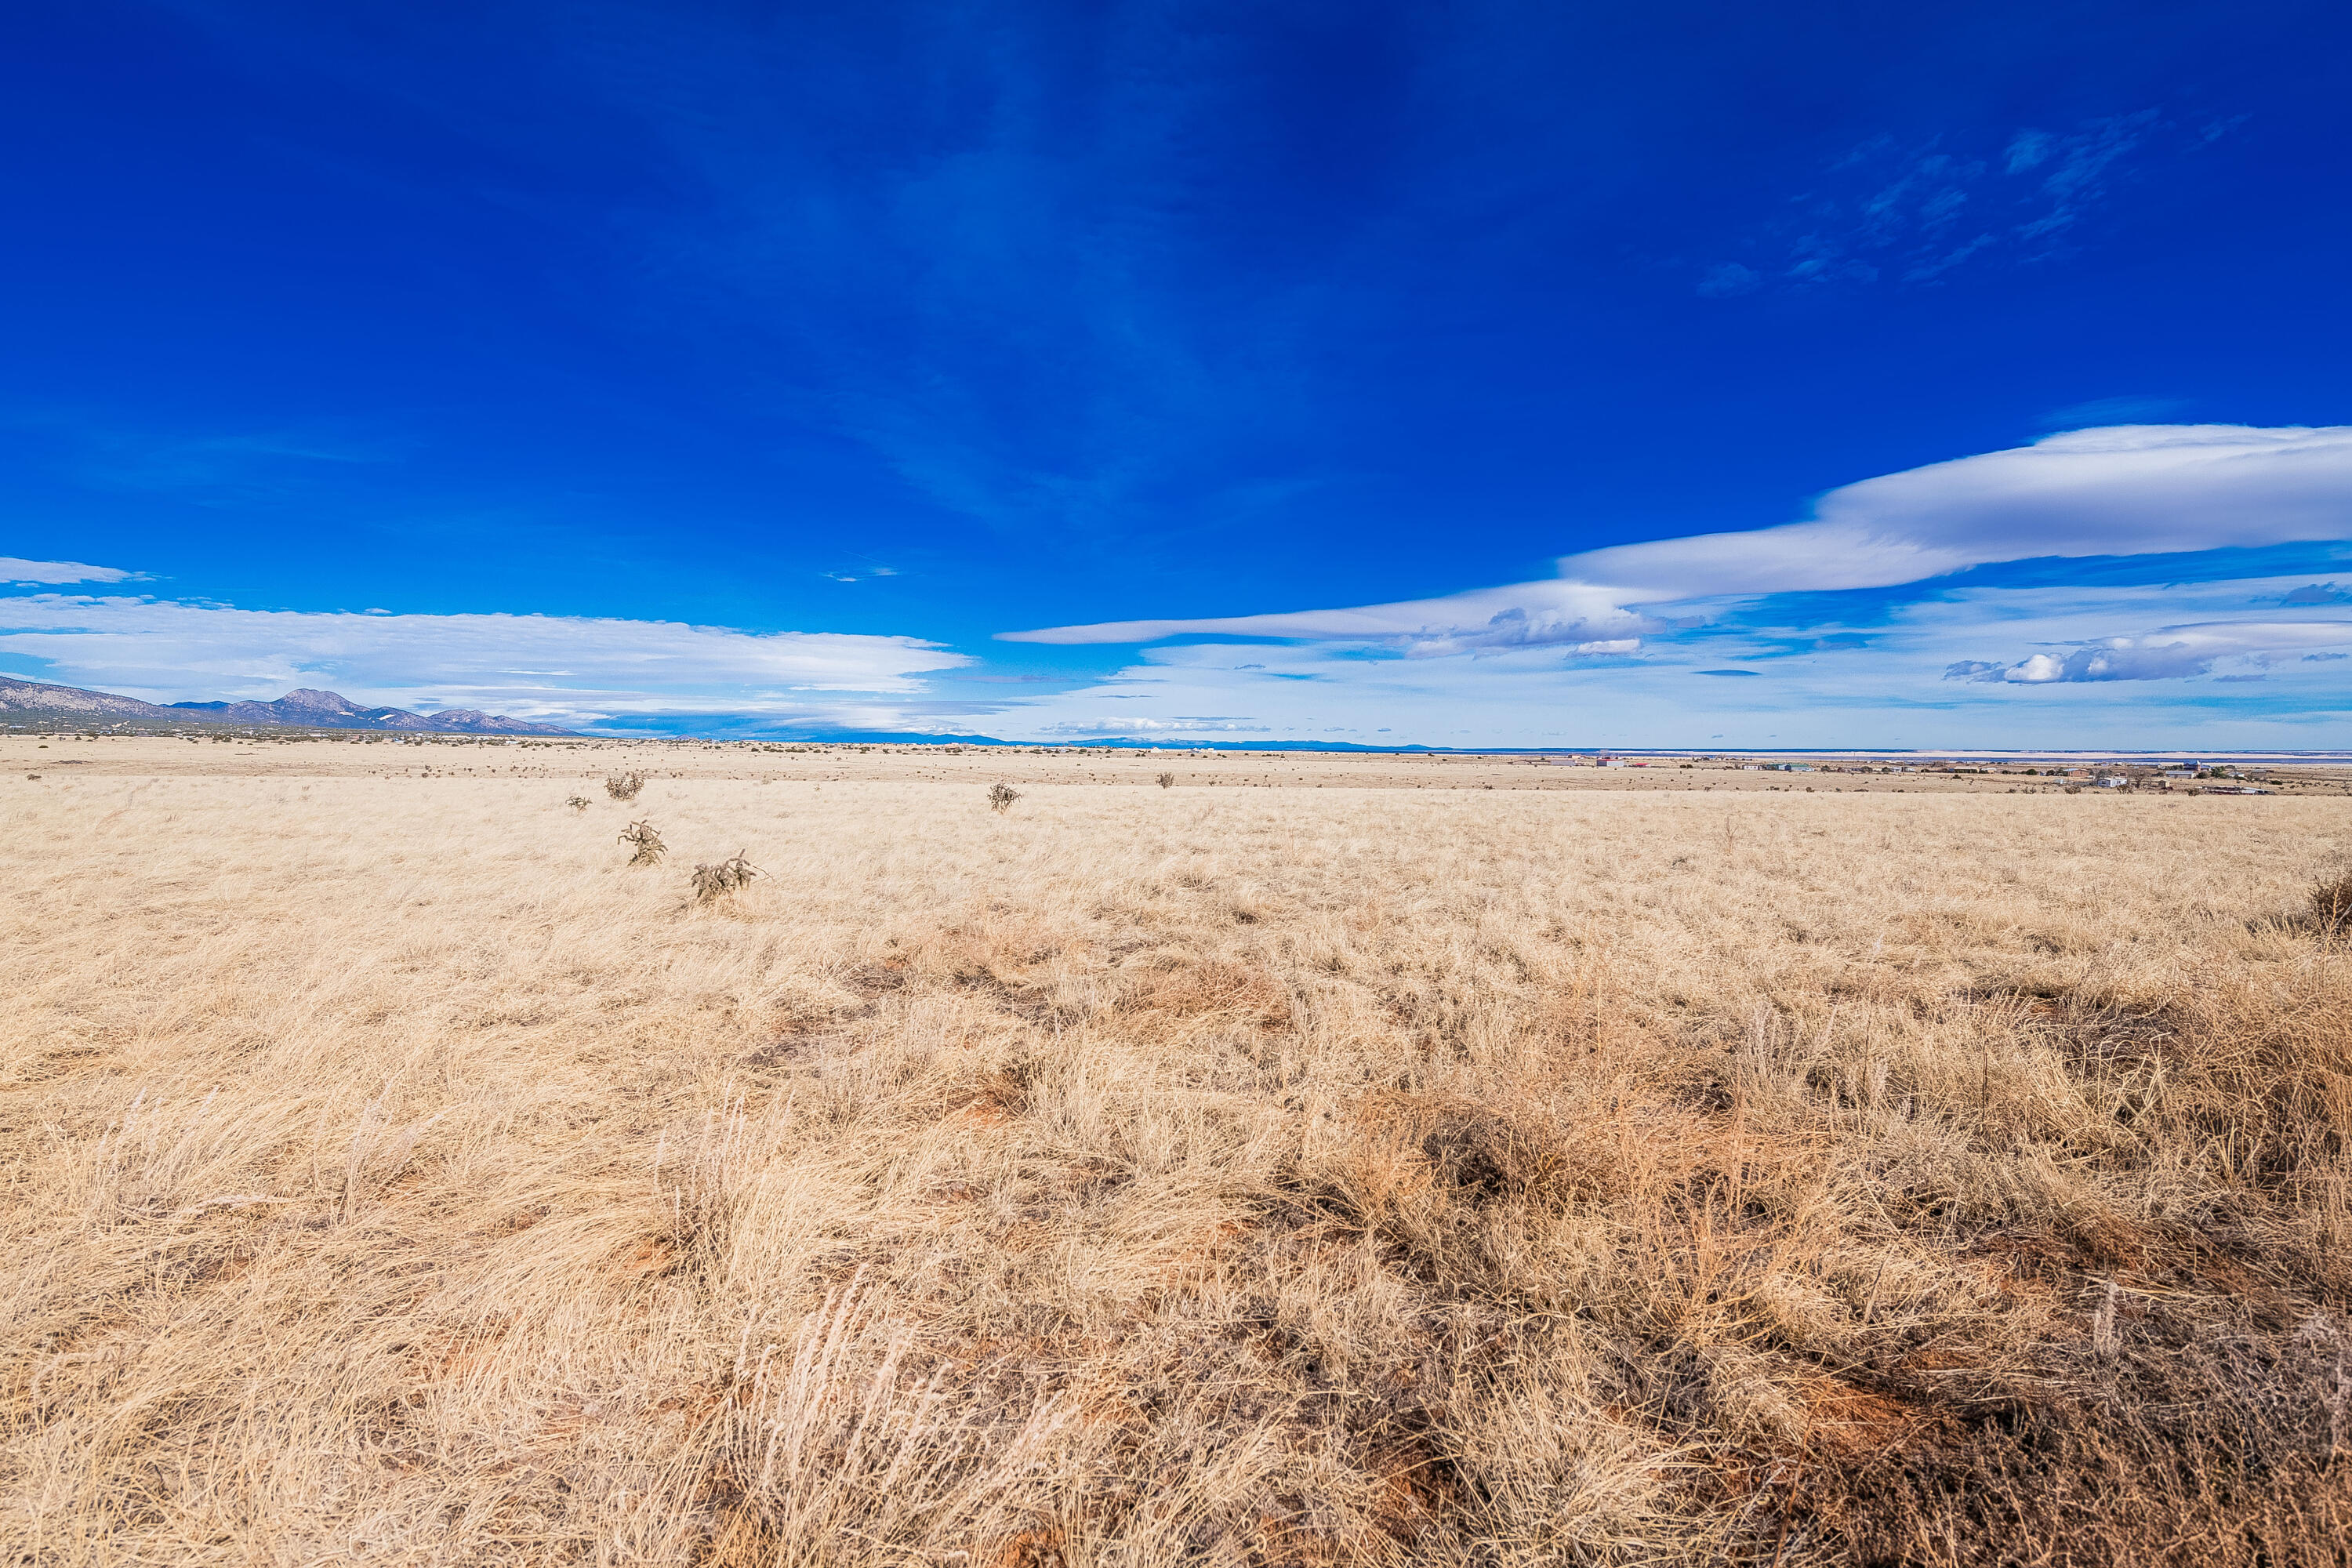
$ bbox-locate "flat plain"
[5,739,2349,1566]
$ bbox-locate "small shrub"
[565,796,591,812]
[605,771,646,801]
[691,851,760,904]
[618,819,666,866]
[987,782,1021,815]
[1156,771,1175,789]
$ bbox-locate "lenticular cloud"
[1003,424,2352,649]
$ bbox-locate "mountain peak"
[276,688,367,713]
[0,674,575,735]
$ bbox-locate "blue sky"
[3,0,2349,746]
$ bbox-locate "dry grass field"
[5,739,2350,1566]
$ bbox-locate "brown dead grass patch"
[4,768,2350,1563]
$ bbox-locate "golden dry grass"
[5,746,2350,1566]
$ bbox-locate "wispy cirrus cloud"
[1696,110,2238,293]
[0,593,969,729]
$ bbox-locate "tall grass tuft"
[2307,866,2352,935]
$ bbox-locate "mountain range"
[0,674,575,735]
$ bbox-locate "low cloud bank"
[1944,620,2352,684]
[0,595,968,727]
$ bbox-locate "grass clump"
[690,851,759,904]
[987,782,1020,815]
[617,818,665,866]
[2307,866,2352,935]
[605,771,646,802]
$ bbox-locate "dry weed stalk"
[617,818,666,865]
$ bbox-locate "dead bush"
[605,771,646,801]
[691,851,760,904]
[987,782,1020,815]
[617,819,666,866]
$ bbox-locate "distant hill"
[1,675,575,735]
[0,673,182,722]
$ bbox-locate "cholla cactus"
[565,796,591,812]
[691,852,760,904]
[618,819,666,866]
[605,771,646,801]
[987,782,1020,815]
[1156,772,1175,789]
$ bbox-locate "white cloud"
[1004,425,2352,652]
[1037,715,1272,735]
[978,552,2352,751]
[985,585,2352,750]
[1944,619,2352,684]
[1002,580,1650,654]
[0,557,136,585]
[0,594,968,727]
